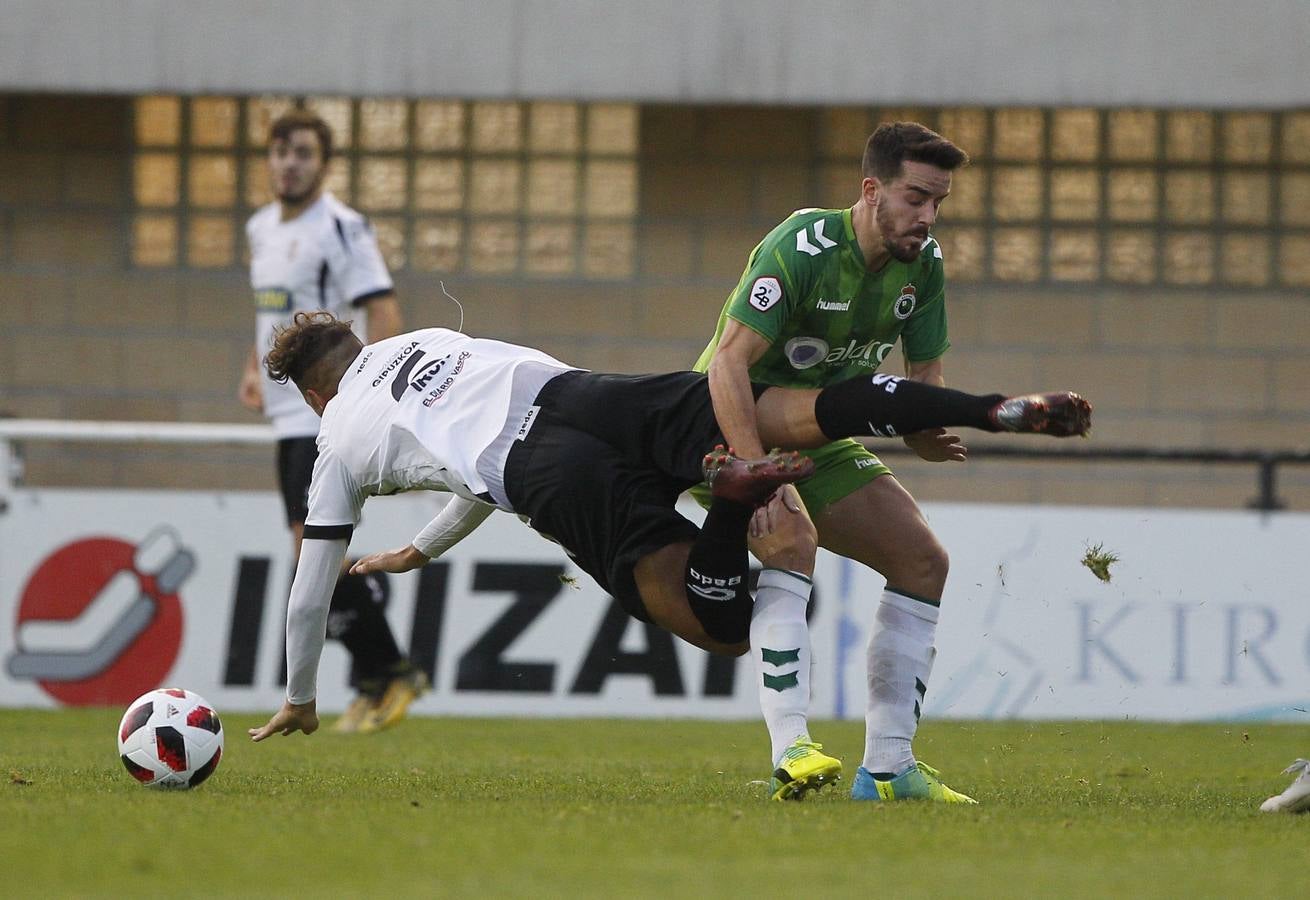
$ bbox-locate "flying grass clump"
[1081,543,1119,583]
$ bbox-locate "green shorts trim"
[690,439,892,517]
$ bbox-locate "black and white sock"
[683,498,754,644]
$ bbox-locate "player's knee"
[712,639,750,658]
[895,539,949,592]
[925,539,949,581]
[687,590,753,646]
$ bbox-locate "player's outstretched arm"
[350,496,495,575]
[350,544,429,575]
[707,319,773,459]
[251,535,348,743]
[249,699,319,741]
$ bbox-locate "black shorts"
[276,436,318,527]
[502,370,764,622]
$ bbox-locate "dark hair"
[268,110,334,162]
[862,122,969,182]
[265,311,360,390]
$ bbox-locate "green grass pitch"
[2,710,1307,897]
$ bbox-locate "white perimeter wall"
[3,1,1308,107]
[3,488,1308,722]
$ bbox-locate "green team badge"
[894,283,917,320]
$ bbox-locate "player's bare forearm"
[238,345,264,412]
[905,356,946,388]
[364,294,403,341]
[248,698,318,742]
[709,363,766,458]
[708,322,772,458]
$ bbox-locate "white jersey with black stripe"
[247,192,394,437]
[285,327,578,704]
[303,328,577,537]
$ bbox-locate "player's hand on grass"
[248,699,319,742]
[349,544,430,576]
[903,427,967,462]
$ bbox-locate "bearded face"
[269,129,328,206]
[872,160,953,264]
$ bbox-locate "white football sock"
[752,569,813,766]
[863,588,939,776]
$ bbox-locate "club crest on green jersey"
[894,283,917,320]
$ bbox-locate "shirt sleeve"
[284,537,349,704]
[721,215,821,345]
[301,446,364,540]
[412,496,495,558]
[900,239,951,363]
[329,215,395,306]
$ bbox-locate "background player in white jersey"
[246,312,1091,783]
[236,110,425,734]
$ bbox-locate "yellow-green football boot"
[851,761,977,804]
[769,739,842,801]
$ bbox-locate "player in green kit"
[697,122,1037,803]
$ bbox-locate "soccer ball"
[117,688,224,789]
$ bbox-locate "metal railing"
[1,419,1307,511]
[870,442,1310,511]
[0,420,274,505]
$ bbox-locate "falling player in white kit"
[247,312,1093,781]
[237,110,425,734]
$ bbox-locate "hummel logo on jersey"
[794,220,838,257]
[749,276,783,311]
[816,298,851,311]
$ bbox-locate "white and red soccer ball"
[117,688,224,789]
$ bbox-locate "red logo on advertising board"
[6,528,193,706]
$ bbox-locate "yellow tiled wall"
[1,95,1307,509]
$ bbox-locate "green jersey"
[694,207,949,388]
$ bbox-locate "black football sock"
[684,498,755,644]
[328,571,403,689]
[813,373,1007,440]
